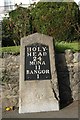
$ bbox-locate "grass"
[0,46,20,55]
[0,42,79,54]
[55,41,80,53]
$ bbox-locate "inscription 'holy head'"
[25,43,51,80]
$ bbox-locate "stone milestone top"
[21,33,54,46]
[19,33,59,113]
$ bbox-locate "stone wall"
[55,50,80,107]
[1,54,20,108]
[1,50,80,108]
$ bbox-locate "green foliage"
[0,46,20,54]
[2,2,80,46]
[55,41,80,53]
[2,7,31,46]
[2,19,14,46]
[31,2,79,41]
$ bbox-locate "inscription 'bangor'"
[26,69,50,74]
[25,43,51,80]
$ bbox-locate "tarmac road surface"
[2,100,79,119]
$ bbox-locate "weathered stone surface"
[19,33,59,113]
[1,49,80,110]
[72,84,79,100]
[55,51,80,104]
[1,55,19,109]
[0,85,2,110]
[65,49,74,63]
[73,52,80,63]
[73,72,80,84]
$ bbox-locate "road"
[2,101,79,119]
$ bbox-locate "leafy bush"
[31,2,79,41]
[2,2,80,47]
[2,7,31,46]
